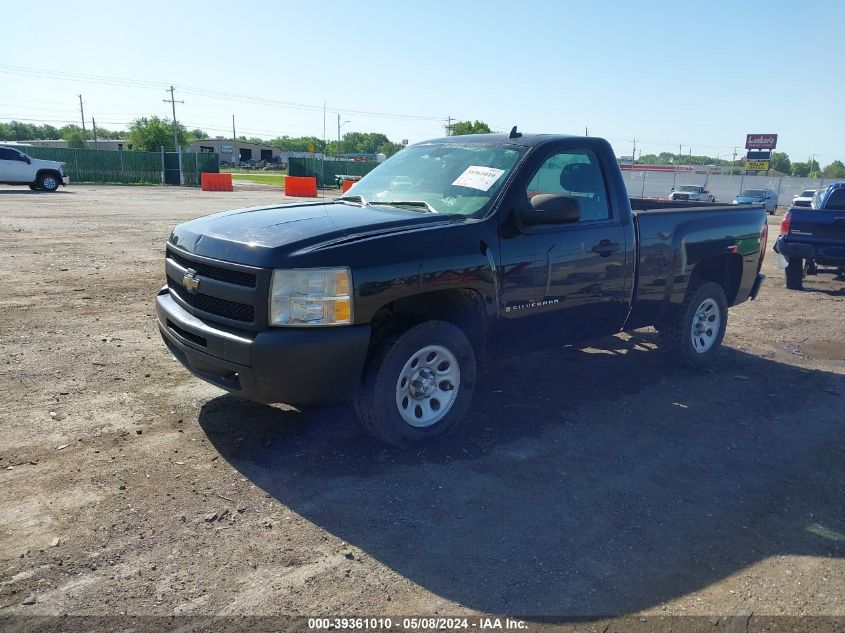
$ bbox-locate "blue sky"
[2,0,843,164]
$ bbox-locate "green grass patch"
[224,170,287,186]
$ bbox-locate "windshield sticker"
[451,166,505,192]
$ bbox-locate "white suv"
[0,146,70,191]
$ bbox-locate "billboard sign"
[745,160,770,171]
[745,134,778,150]
[746,150,771,161]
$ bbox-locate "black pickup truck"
[157,131,767,447]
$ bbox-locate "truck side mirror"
[519,194,581,226]
[21,155,31,164]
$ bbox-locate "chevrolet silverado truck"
[774,182,845,289]
[157,131,767,447]
[0,146,69,191]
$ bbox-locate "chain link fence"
[621,169,838,207]
[20,146,219,186]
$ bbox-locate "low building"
[190,139,283,166]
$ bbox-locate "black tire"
[354,320,476,448]
[785,257,804,290]
[658,280,728,368]
[37,172,60,192]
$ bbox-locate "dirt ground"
[0,185,843,627]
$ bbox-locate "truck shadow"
[197,331,845,618]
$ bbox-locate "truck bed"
[624,198,768,330]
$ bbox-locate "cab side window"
[525,149,610,222]
[0,148,18,161]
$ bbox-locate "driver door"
[498,146,630,346]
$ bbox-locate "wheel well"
[369,289,487,360]
[690,254,743,304]
[36,169,61,181]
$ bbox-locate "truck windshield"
[678,186,701,192]
[341,142,525,216]
[740,190,766,197]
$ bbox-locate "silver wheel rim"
[43,177,57,189]
[395,344,460,428]
[691,298,720,353]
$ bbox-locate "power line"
[0,63,451,123]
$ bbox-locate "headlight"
[269,268,352,326]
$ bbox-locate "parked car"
[157,132,767,447]
[0,146,69,192]
[670,185,715,202]
[791,189,818,208]
[733,188,778,214]
[774,182,845,289]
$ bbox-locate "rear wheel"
[354,320,476,448]
[658,280,728,368]
[37,173,60,192]
[785,257,804,290]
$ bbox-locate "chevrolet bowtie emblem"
[182,269,200,294]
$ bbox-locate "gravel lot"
[1,185,843,626]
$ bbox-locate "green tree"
[65,130,87,149]
[791,162,810,177]
[269,136,326,154]
[127,116,188,151]
[187,128,208,142]
[449,120,491,135]
[770,152,791,174]
[823,160,845,179]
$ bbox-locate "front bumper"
[774,236,845,266]
[157,288,371,404]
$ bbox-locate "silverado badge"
[182,269,200,294]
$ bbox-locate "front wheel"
[785,257,804,290]
[38,173,60,192]
[658,281,728,368]
[354,320,476,448]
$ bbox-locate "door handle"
[591,240,621,257]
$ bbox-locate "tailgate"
[787,208,845,243]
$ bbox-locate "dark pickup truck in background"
[775,182,845,289]
[157,132,767,447]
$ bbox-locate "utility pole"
[585,126,589,136]
[446,116,452,136]
[163,86,184,151]
[673,144,684,189]
[232,114,236,140]
[78,95,87,141]
[337,114,341,159]
[92,118,99,150]
[630,138,637,166]
[163,86,185,184]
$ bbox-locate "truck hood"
[734,196,764,203]
[32,157,64,170]
[168,201,463,267]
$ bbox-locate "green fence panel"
[289,157,378,187]
[182,152,220,187]
[21,147,219,187]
